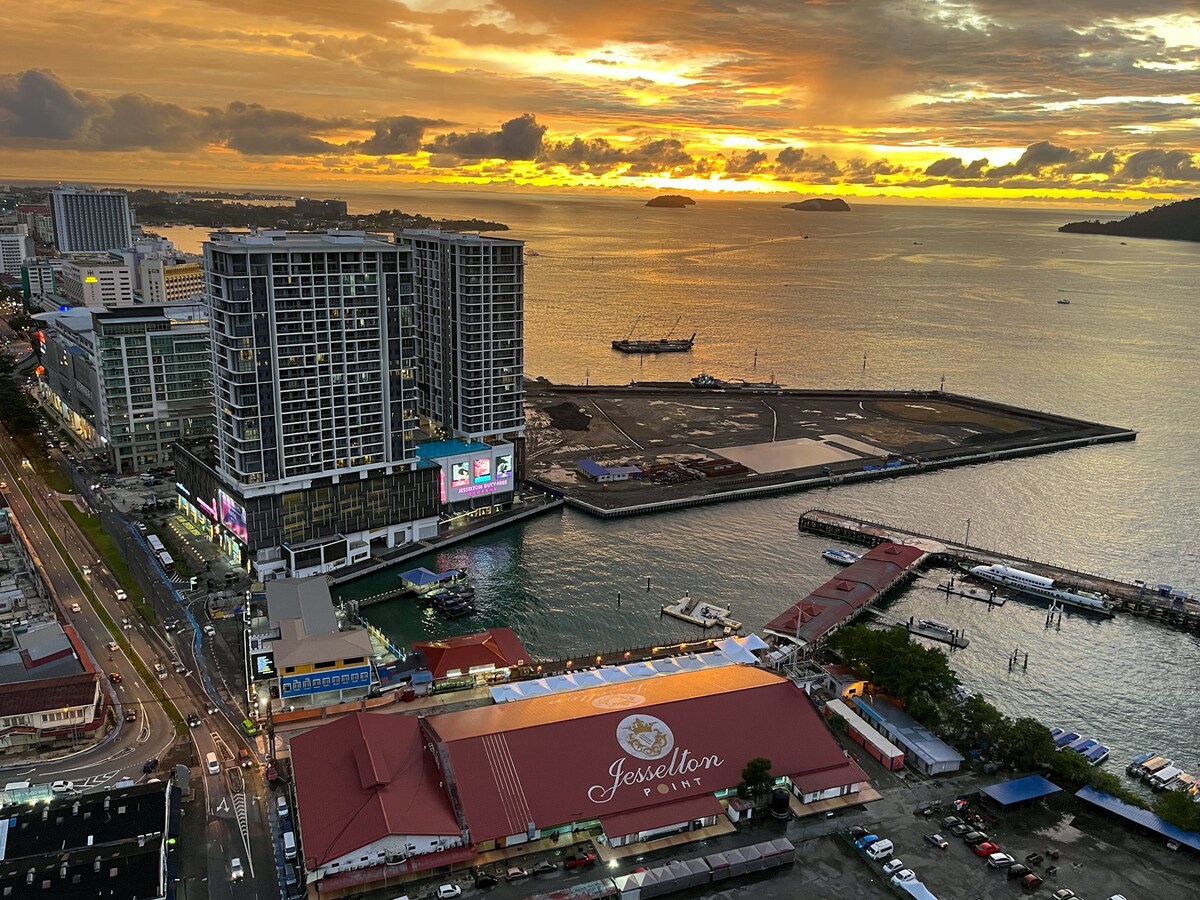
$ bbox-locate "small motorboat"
[1054,730,1081,748]
[1057,298,1071,305]
[822,547,861,566]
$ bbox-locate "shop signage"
[587,714,725,804]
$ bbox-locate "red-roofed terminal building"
[291,666,867,891]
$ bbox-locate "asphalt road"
[0,429,283,900]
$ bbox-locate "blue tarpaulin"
[1076,786,1200,851]
[981,774,1062,806]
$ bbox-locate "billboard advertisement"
[441,448,515,502]
[218,489,248,543]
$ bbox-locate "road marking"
[216,796,230,813]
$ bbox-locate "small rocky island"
[783,198,850,211]
[1059,197,1200,243]
[645,194,696,208]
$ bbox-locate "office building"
[20,257,63,307]
[50,186,135,253]
[37,305,214,471]
[399,230,525,443]
[58,256,135,308]
[296,197,348,218]
[0,225,35,275]
[179,230,439,579]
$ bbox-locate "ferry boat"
[822,547,861,566]
[968,564,1115,617]
[918,619,955,634]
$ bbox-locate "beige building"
[140,257,203,303]
[59,257,135,308]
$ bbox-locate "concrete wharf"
[798,509,1200,634]
[861,608,970,649]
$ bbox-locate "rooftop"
[267,577,338,634]
[427,666,866,842]
[0,782,172,900]
[852,696,964,766]
[290,712,460,868]
[412,628,530,680]
[0,623,87,684]
[206,229,398,251]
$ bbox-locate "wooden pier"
[937,579,1007,606]
[799,509,1200,634]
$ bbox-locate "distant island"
[645,195,696,208]
[782,198,850,212]
[1059,197,1200,243]
[125,189,508,233]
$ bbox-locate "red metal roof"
[600,793,723,839]
[426,667,864,843]
[765,542,926,645]
[413,627,530,680]
[290,712,460,868]
[0,674,98,718]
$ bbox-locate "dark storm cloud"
[924,157,989,179]
[0,69,94,140]
[1119,148,1200,182]
[987,140,1085,177]
[540,135,696,175]
[424,113,547,160]
[355,115,448,155]
[774,147,842,180]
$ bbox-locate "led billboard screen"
[450,461,470,488]
[496,454,513,480]
[218,489,248,543]
[473,458,491,484]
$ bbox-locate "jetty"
[937,579,1006,606]
[862,609,970,649]
[660,594,743,631]
[798,509,1200,634]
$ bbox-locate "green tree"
[1154,790,1200,831]
[739,757,774,803]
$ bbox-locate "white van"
[866,839,895,860]
[206,752,220,775]
[282,830,297,859]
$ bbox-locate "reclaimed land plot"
[523,381,1136,518]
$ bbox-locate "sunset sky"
[2,1,1199,202]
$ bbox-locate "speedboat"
[822,548,861,566]
[1084,744,1110,766]
[1054,731,1081,748]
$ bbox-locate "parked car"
[109,672,123,683]
[848,825,869,838]
[854,834,880,849]
[941,815,962,829]
[564,852,596,870]
[973,841,1001,857]
[142,758,159,774]
[1023,873,1044,891]
[265,763,282,784]
[924,833,949,849]
[950,822,971,836]
[890,869,917,885]
[1007,864,1032,880]
[1051,891,1076,900]
[532,861,557,874]
[882,859,906,876]
[436,886,461,899]
[962,831,989,845]
[988,852,1016,868]
[505,867,528,882]
[474,872,498,889]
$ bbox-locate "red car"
[564,852,596,870]
[109,672,123,683]
[973,841,1000,857]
